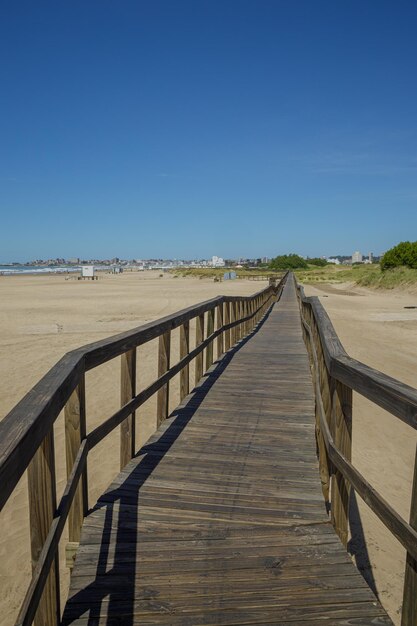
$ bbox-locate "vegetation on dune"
[356,266,417,288]
[173,243,417,289]
[172,268,283,280]
[380,241,417,271]
[296,262,417,289]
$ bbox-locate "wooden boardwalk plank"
[62,279,393,625]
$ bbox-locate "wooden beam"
[216,303,224,359]
[224,302,231,351]
[230,302,236,345]
[206,307,215,370]
[120,348,137,469]
[65,376,88,544]
[179,322,190,402]
[156,331,171,427]
[27,431,60,626]
[331,381,352,546]
[17,442,88,626]
[402,444,417,626]
[195,314,204,384]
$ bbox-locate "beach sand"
[303,281,417,625]
[0,271,261,625]
[0,272,415,625]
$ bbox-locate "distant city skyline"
[1,2,416,261]
[1,249,383,266]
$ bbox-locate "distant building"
[211,255,225,267]
[327,258,340,265]
[352,251,363,264]
[67,257,79,265]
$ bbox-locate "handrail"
[0,281,282,512]
[295,274,417,626]
[305,292,417,429]
[0,272,287,626]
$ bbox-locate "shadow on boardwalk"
[348,490,378,598]
[63,308,273,626]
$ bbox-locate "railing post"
[330,381,352,546]
[313,319,331,504]
[120,348,136,469]
[195,313,204,384]
[180,321,190,401]
[235,301,241,341]
[28,431,60,626]
[241,301,245,337]
[206,307,215,370]
[224,302,231,351]
[402,445,417,626]
[216,302,224,358]
[65,375,88,544]
[157,330,171,426]
[230,302,236,345]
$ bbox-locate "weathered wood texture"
[195,313,204,385]
[402,444,417,626]
[179,322,190,401]
[28,432,60,626]
[156,331,171,427]
[65,378,88,543]
[62,279,392,626]
[120,349,136,469]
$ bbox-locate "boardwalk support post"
[330,381,352,546]
[216,303,224,359]
[206,307,215,370]
[65,376,88,543]
[224,302,231,351]
[157,331,171,426]
[28,432,60,626]
[180,321,190,401]
[120,349,136,468]
[402,445,417,626]
[195,313,204,384]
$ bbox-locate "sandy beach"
[0,272,415,625]
[0,271,261,625]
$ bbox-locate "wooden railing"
[296,276,417,626]
[0,274,286,626]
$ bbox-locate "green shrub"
[269,254,308,270]
[380,241,417,271]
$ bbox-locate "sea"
[0,265,81,275]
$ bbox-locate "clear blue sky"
[1,1,416,261]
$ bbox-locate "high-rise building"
[211,255,225,267]
[352,251,363,263]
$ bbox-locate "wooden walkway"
[63,279,393,626]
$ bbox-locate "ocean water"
[0,265,81,275]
